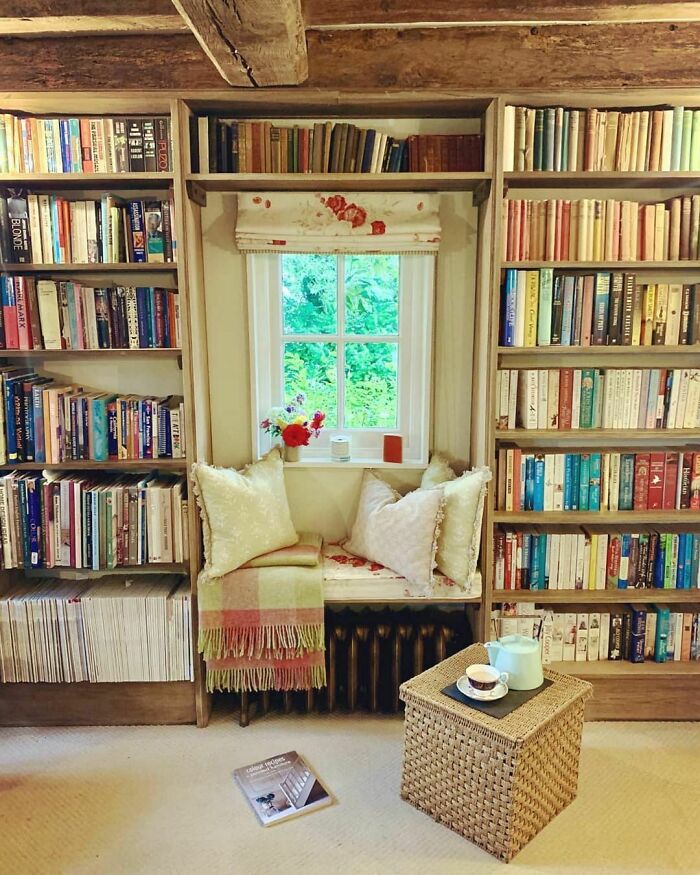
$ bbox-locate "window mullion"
[337,254,345,430]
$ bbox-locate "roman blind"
[235,191,441,253]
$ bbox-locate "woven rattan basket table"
[399,643,592,862]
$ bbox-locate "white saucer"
[456,676,509,702]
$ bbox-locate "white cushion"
[421,452,457,489]
[191,449,298,578]
[422,461,491,588]
[344,470,443,590]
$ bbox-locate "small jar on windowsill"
[283,444,302,463]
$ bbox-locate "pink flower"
[338,203,367,228]
[371,220,386,235]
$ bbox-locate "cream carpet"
[1,705,699,875]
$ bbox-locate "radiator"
[236,608,472,726]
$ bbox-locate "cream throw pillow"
[420,452,456,489]
[421,455,491,588]
[344,471,444,590]
[191,449,298,578]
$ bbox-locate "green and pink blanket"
[197,533,326,693]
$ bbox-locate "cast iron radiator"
[236,607,472,726]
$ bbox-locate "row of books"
[0,114,173,175]
[496,368,700,431]
[0,193,176,264]
[0,576,192,683]
[0,367,185,463]
[503,105,700,173]
[0,472,188,570]
[503,196,700,263]
[500,269,700,348]
[497,450,700,512]
[494,529,700,592]
[492,603,700,664]
[0,278,180,351]
[193,117,484,174]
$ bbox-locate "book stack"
[0,278,179,350]
[503,196,700,262]
[493,529,700,591]
[492,604,700,664]
[0,114,173,174]
[497,368,700,431]
[503,105,700,172]
[500,269,700,347]
[0,471,188,570]
[193,118,484,173]
[0,576,192,682]
[497,450,700,512]
[0,192,176,264]
[0,366,185,463]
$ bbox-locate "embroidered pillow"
[422,462,491,588]
[191,449,298,578]
[344,471,443,590]
[421,452,457,490]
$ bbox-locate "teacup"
[465,663,509,692]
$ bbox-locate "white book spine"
[588,613,601,661]
[537,369,548,429]
[549,533,560,590]
[547,368,560,429]
[503,105,516,172]
[508,369,518,429]
[575,613,589,662]
[683,370,700,428]
[553,453,565,510]
[598,613,610,660]
[596,533,608,589]
[571,369,582,429]
[563,613,577,660]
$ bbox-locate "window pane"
[282,254,337,335]
[344,254,399,335]
[345,342,398,428]
[284,342,338,427]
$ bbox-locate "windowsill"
[283,459,427,470]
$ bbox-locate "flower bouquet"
[260,394,325,462]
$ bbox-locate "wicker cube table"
[399,643,592,862]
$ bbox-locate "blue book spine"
[533,455,545,511]
[361,130,376,173]
[654,606,670,662]
[66,283,79,348]
[618,535,631,588]
[69,118,82,172]
[127,201,147,263]
[50,197,62,262]
[561,277,575,345]
[618,454,635,511]
[524,456,535,510]
[521,534,531,589]
[563,454,574,510]
[43,120,55,173]
[579,454,590,511]
[147,290,156,346]
[32,384,45,463]
[654,535,666,588]
[136,287,149,347]
[570,455,581,510]
[676,533,686,588]
[59,118,72,173]
[692,535,700,588]
[588,453,601,510]
[530,534,542,589]
[107,403,118,459]
[592,276,610,345]
[538,535,547,588]
[683,534,693,589]
[501,270,517,346]
[92,397,111,462]
[27,477,41,568]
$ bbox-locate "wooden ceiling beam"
[303,1,700,27]
[0,15,188,37]
[170,0,308,87]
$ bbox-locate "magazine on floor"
[233,751,333,826]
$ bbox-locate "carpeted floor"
[1,704,699,875]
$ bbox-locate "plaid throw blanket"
[198,532,326,693]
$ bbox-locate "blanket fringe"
[206,663,327,693]
[198,624,325,661]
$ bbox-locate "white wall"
[200,191,478,541]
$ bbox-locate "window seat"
[321,543,481,605]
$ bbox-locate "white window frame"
[248,252,434,465]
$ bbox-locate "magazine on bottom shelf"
[234,751,333,826]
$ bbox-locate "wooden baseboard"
[0,681,196,726]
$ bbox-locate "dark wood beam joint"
[186,180,207,207]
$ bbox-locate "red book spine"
[68,482,76,568]
[79,119,93,173]
[154,290,165,347]
[494,531,505,588]
[607,535,621,587]
[633,453,650,509]
[561,200,571,261]
[690,453,700,509]
[507,200,515,261]
[554,199,563,261]
[14,277,32,350]
[559,368,574,429]
[504,533,513,589]
[679,452,693,509]
[648,452,666,509]
[662,452,679,509]
[3,277,19,349]
[251,123,261,173]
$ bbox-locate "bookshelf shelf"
[550,659,700,677]
[24,563,189,576]
[492,589,700,604]
[504,171,700,190]
[501,261,700,270]
[493,510,699,524]
[1,263,177,274]
[0,172,174,190]
[494,429,700,447]
[498,345,700,360]
[187,171,492,193]
[0,460,187,471]
[0,349,182,359]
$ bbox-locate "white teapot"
[485,635,544,691]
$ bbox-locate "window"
[248,252,434,463]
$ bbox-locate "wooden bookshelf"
[478,95,700,721]
[0,172,174,190]
[0,263,177,273]
[0,460,187,471]
[0,349,182,359]
[187,171,491,194]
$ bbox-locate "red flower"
[338,203,367,228]
[282,423,310,447]
[323,194,347,216]
[371,220,386,235]
[310,412,325,432]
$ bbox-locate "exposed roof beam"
[170,0,308,87]
[0,15,188,37]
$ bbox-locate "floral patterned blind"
[235,192,441,253]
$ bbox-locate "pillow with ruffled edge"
[421,456,491,589]
[421,452,457,490]
[191,448,298,579]
[344,470,444,591]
